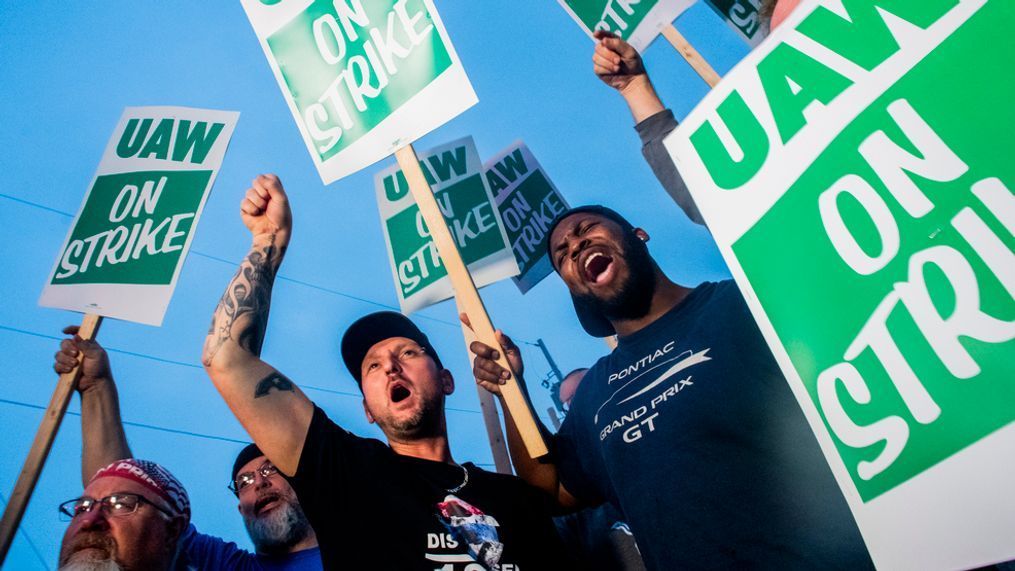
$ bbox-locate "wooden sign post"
[0,314,103,562]
[663,23,721,88]
[395,144,548,459]
[455,297,513,475]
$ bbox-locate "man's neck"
[387,432,454,464]
[611,271,692,337]
[287,530,318,554]
[256,530,319,557]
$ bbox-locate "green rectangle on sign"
[563,0,660,41]
[499,170,567,279]
[732,1,1015,501]
[266,0,452,162]
[52,170,212,286]
[386,173,505,297]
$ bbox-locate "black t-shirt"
[556,281,872,569]
[286,405,569,570]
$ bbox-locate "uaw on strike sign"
[242,0,477,184]
[40,106,238,326]
[665,1,1014,569]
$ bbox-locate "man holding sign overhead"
[202,175,569,569]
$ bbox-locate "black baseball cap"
[231,443,264,484]
[546,205,638,338]
[341,311,444,385]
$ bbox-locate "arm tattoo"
[253,371,295,399]
[203,234,285,366]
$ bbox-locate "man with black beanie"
[202,174,568,569]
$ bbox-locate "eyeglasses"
[229,461,279,495]
[58,493,175,522]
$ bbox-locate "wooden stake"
[0,314,103,563]
[454,297,513,475]
[662,23,721,88]
[395,144,548,459]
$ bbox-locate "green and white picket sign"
[241,0,477,184]
[39,106,239,326]
[484,142,570,294]
[702,0,767,47]
[557,0,694,51]
[376,136,519,314]
[664,1,1014,568]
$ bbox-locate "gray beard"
[59,560,123,571]
[244,499,312,556]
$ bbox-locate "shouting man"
[202,174,568,569]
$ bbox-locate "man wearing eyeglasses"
[202,175,569,569]
[58,459,189,571]
[54,329,322,569]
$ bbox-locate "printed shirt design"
[595,342,712,445]
[435,495,503,570]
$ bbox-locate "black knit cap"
[341,311,444,386]
[545,205,638,338]
[231,443,264,484]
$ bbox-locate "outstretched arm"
[202,174,313,477]
[54,327,132,486]
[465,326,581,510]
[593,31,705,226]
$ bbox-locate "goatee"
[245,499,313,556]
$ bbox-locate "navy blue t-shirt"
[556,280,872,570]
[179,524,322,570]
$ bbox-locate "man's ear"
[362,399,375,424]
[167,515,187,543]
[440,369,455,395]
[634,228,650,242]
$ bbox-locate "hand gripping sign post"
[664,1,1015,568]
[242,0,548,458]
[0,106,238,562]
[558,0,721,87]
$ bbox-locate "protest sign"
[558,0,694,52]
[39,106,239,326]
[702,0,767,47]
[485,142,570,293]
[242,0,477,184]
[376,137,519,314]
[664,1,1015,568]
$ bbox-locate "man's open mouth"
[582,250,615,285]
[255,493,282,515]
[390,382,412,404]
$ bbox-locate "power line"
[0,397,248,445]
[0,324,481,414]
[0,489,51,571]
[0,191,459,329]
[0,324,484,418]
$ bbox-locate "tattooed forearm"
[203,234,285,366]
[253,371,295,399]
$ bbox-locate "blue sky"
[0,2,748,568]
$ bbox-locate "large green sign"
[665,1,1015,568]
[557,0,693,51]
[375,137,518,313]
[41,106,238,326]
[485,142,570,293]
[243,0,477,183]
